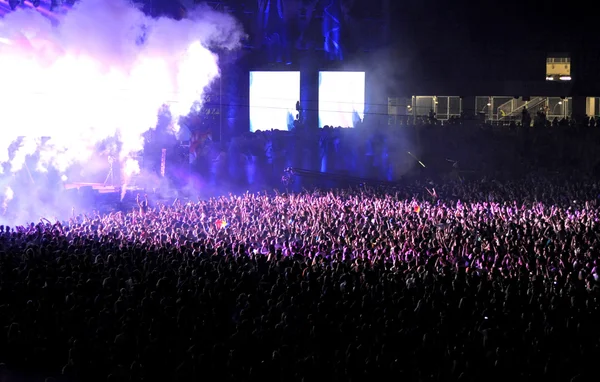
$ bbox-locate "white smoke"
[0,0,242,176]
[0,0,243,223]
[2,186,14,215]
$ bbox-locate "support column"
[586,97,596,117]
[219,76,223,142]
[301,69,318,128]
[227,65,246,137]
[572,96,587,120]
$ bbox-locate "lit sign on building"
[546,56,571,81]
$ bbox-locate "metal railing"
[497,97,546,121]
[546,57,570,64]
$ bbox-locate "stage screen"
[249,71,300,132]
[319,71,365,128]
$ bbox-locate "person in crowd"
[1,175,600,382]
[136,194,149,216]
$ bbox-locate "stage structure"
[161,149,167,177]
[258,0,290,64]
[216,0,389,65]
[323,0,343,60]
[104,156,115,187]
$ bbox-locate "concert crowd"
[1,173,600,382]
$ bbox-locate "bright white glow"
[249,71,300,132]
[2,186,14,213]
[0,0,242,176]
[486,103,491,106]
[0,0,244,224]
[60,174,68,182]
[558,101,563,105]
[559,76,572,81]
[318,71,365,128]
[546,76,554,81]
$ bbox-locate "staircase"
[497,97,547,121]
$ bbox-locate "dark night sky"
[143,0,597,83]
[146,0,591,53]
[385,0,597,82]
[390,0,584,51]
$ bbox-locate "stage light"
[8,0,21,11]
[559,76,571,81]
[32,0,41,7]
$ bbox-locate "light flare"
[2,186,14,215]
[0,0,242,182]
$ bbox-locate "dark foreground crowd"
[1,178,600,382]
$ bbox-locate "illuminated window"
[546,56,571,81]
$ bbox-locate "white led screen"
[318,71,365,128]
[249,71,300,132]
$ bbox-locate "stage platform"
[64,183,144,194]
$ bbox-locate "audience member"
[1,177,600,382]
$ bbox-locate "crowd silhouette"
[1,174,600,381]
[2,118,600,382]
